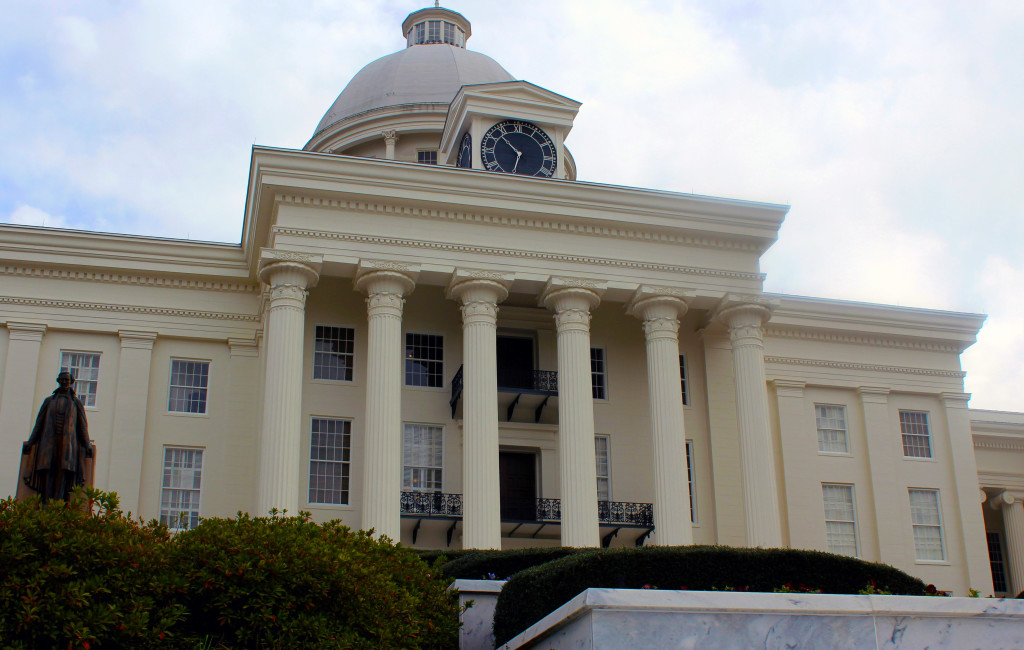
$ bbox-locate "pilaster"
[107,330,157,514]
[256,251,321,515]
[541,277,605,548]
[447,269,513,549]
[627,285,694,546]
[355,260,418,541]
[773,379,815,551]
[0,322,47,498]
[858,386,907,564]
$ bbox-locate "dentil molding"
[0,295,259,322]
[0,264,258,293]
[764,355,968,378]
[766,325,963,353]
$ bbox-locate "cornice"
[271,226,765,283]
[273,194,765,253]
[765,325,963,353]
[0,264,258,293]
[0,295,259,322]
[764,355,967,378]
[974,436,1024,452]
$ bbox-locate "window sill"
[309,378,358,387]
[914,559,950,566]
[902,455,937,463]
[403,384,446,393]
[817,451,853,458]
[165,411,210,418]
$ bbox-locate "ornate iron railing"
[531,370,558,393]
[536,498,561,522]
[598,500,654,527]
[400,491,463,517]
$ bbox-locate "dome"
[312,44,514,137]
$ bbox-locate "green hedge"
[493,546,928,645]
[0,491,459,649]
[412,548,477,568]
[441,547,582,580]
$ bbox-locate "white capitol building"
[1,4,1022,597]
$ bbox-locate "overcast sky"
[2,0,1022,411]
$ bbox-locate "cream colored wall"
[341,133,442,163]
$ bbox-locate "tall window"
[414,22,425,44]
[591,347,607,399]
[417,150,438,165]
[822,483,859,557]
[314,325,354,381]
[60,351,100,407]
[405,333,443,388]
[988,532,1009,594]
[686,440,696,523]
[168,359,209,414]
[909,489,945,560]
[309,418,351,505]
[427,20,441,42]
[816,405,849,453]
[443,22,456,44]
[403,423,443,491]
[679,355,689,406]
[900,410,932,458]
[160,447,203,529]
[595,435,610,501]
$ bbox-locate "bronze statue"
[21,371,94,502]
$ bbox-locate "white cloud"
[963,256,1024,411]
[5,205,69,229]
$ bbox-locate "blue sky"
[2,0,1022,410]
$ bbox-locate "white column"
[628,288,693,546]
[716,297,782,548]
[447,272,511,549]
[382,130,398,160]
[542,279,603,548]
[992,491,1024,596]
[256,258,320,515]
[355,264,416,542]
[106,330,157,513]
[0,322,46,498]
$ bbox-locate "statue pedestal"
[16,443,97,502]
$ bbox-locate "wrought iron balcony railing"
[400,491,463,518]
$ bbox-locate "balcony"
[400,491,654,547]
[449,364,559,422]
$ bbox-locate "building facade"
[1,6,1022,597]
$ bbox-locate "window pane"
[309,418,351,504]
[168,360,209,413]
[314,326,354,381]
[160,447,203,529]
[822,484,858,556]
[595,435,610,501]
[816,405,848,453]
[988,532,1009,593]
[403,423,443,491]
[679,355,688,406]
[909,489,944,560]
[405,333,443,387]
[591,348,606,399]
[686,440,696,523]
[900,410,932,458]
[60,351,100,407]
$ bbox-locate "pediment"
[456,80,581,110]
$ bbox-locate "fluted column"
[382,130,398,160]
[355,262,416,541]
[716,295,782,548]
[628,287,694,546]
[447,271,512,549]
[257,256,320,515]
[542,279,604,548]
[991,491,1024,596]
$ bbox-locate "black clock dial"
[480,120,556,177]
[457,131,473,169]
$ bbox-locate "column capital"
[540,277,605,312]
[258,249,322,288]
[627,285,695,320]
[940,392,972,409]
[118,330,158,350]
[5,321,47,341]
[228,336,260,358]
[857,386,891,403]
[990,491,1024,509]
[381,129,398,142]
[772,379,806,397]
[446,268,513,302]
[712,293,778,330]
[354,260,419,294]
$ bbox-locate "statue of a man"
[21,371,94,502]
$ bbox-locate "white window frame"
[988,531,1010,594]
[900,410,933,459]
[404,332,444,389]
[909,488,946,561]
[308,417,352,505]
[417,149,438,165]
[686,440,697,524]
[822,483,859,557]
[313,324,355,382]
[595,434,611,502]
[815,404,850,454]
[679,354,689,407]
[403,422,444,492]
[159,446,204,530]
[167,358,210,414]
[60,350,101,408]
[591,347,608,400]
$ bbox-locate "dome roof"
[312,44,514,136]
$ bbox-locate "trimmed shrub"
[0,489,185,649]
[441,547,583,580]
[171,511,459,648]
[493,546,928,645]
[413,548,477,568]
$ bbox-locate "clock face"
[457,132,473,169]
[480,120,556,177]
